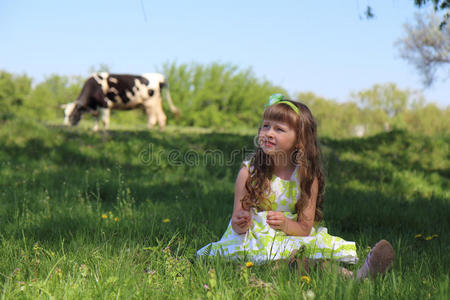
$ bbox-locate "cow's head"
[61,102,76,125]
[61,102,85,126]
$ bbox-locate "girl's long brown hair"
[241,100,325,222]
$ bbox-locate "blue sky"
[1,0,448,106]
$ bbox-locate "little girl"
[197,94,394,279]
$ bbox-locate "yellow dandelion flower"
[432,234,438,238]
[101,213,108,219]
[245,261,254,268]
[425,236,432,240]
[163,218,170,223]
[109,211,113,215]
[114,217,119,222]
[414,234,422,238]
[301,275,311,284]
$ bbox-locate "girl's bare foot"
[357,239,395,279]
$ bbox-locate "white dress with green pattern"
[197,161,358,264]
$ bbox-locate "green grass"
[0,118,448,299]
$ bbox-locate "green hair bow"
[264,94,300,115]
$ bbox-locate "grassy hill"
[0,119,448,299]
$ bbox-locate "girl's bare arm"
[231,167,252,234]
[266,177,318,236]
[288,176,318,236]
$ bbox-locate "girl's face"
[259,119,297,157]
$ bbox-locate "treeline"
[0,62,448,137]
[296,87,449,138]
[0,71,84,122]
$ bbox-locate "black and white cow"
[62,72,179,130]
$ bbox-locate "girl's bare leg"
[290,240,394,280]
[289,251,353,279]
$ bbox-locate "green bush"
[161,61,288,129]
[0,70,32,121]
[0,67,448,137]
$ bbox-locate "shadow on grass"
[321,130,449,178]
[1,125,448,254]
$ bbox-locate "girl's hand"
[266,211,288,232]
[231,210,252,234]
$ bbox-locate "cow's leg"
[145,95,166,130]
[156,107,167,130]
[145,108,158,130]
[99,108,110,130]
[93,115,99,131]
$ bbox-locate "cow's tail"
[164,88,180,116]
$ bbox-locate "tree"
[0,71,32,121]
[353,83,412,117]
[88,63,111,74]
[403,103,450,135]
[413,0,450,27]
[161,61,287,128]
[351,83,423,131]
[413,0,449,11]
[396,12,450,86]
[296,92,367,138]
[26,74,83,121]
[365,1,449,27]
